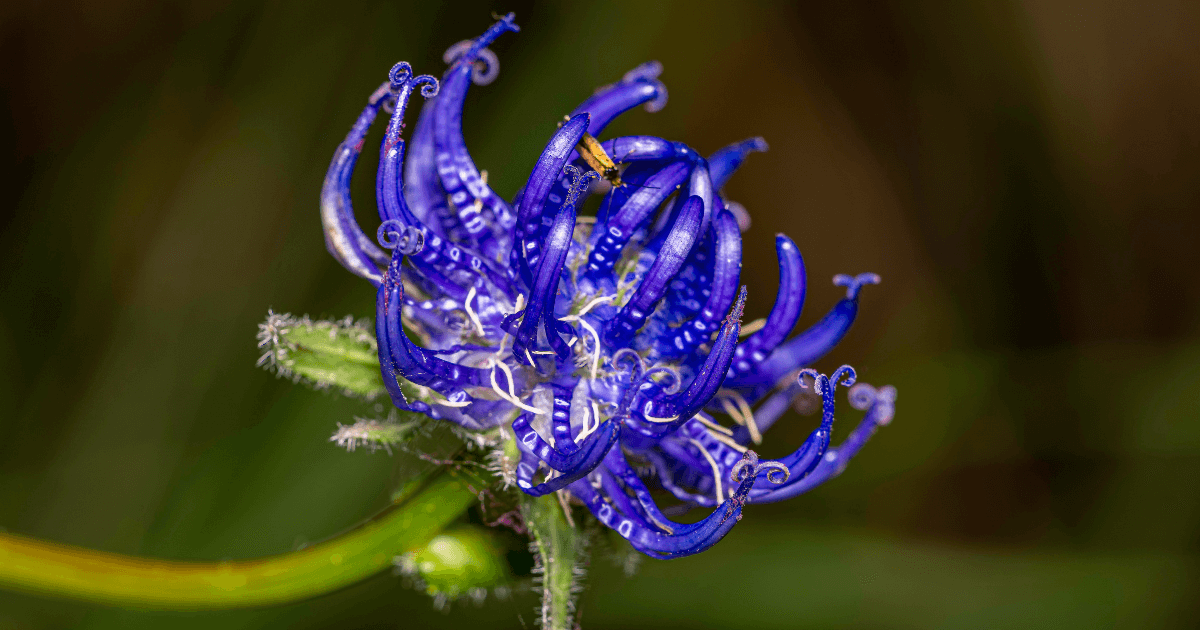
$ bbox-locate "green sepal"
[257,312,385,398]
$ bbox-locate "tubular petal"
[374,72,511,297]
[571,71,667,135]
[511,114,590,286]
[657,210,742,360]
[750,383,894,503]
[404,96,460,240]
[707,137,769,190]
[731,235,806,376]
[571,450,758,558]
[604,195,704,346]
[431,15,521,251]
[515,423,620,497]
[584,161,691,281]
[727,274,879,395]
[320,81,393,286]
[503,175,592,365]
[630,287,746,436]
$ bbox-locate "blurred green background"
[2,1,1198,628]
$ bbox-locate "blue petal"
[707,137,768,190]
[320,81,393,285]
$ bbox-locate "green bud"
[396,525,513,608]
[257,312,385,398]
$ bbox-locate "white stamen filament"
[561,315,602,380]
[718,397,745,425]
[464,286,485,337]
[689,438,724,503]
[577,397,602,441]
[488,359,544,415]
[719,388,761,444]
[642,413,680,424]
[575,294,615,317]
[739,317,767,337]
[705,428,749,453]
[695,414,733,436]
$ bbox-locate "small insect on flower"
[319,13,895,560]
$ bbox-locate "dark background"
[2,1,1198,628]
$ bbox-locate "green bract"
[257,312,386,398]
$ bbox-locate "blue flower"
[320,13,896,559]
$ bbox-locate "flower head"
[320,13,895,558]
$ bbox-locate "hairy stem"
[0,467,481,609]
[522,492,583,630]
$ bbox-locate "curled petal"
[432,15,521,251]
[605,195,704,346]
[572,448,758,559]
[513,411,617,472]
[511,114,590,285]
[404,94,461,240]
[571,62,668,135]
[631,287,747,436]
[320,81,394,285]
[375,248,494,429]
[657,210,742,360]
[750,383,895,503]
[731,235,805,376]
[442,40,501,85]
[376,72,439,225]
[726,274,879,396]
[707,137,768,190]
[584,161,691,281]
[516,422,620,497]
[374,73,511,297]
[503,180,588,365]
[603,446,716,535]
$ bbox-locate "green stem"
[522,493,582,630]
[0,468,481,609]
